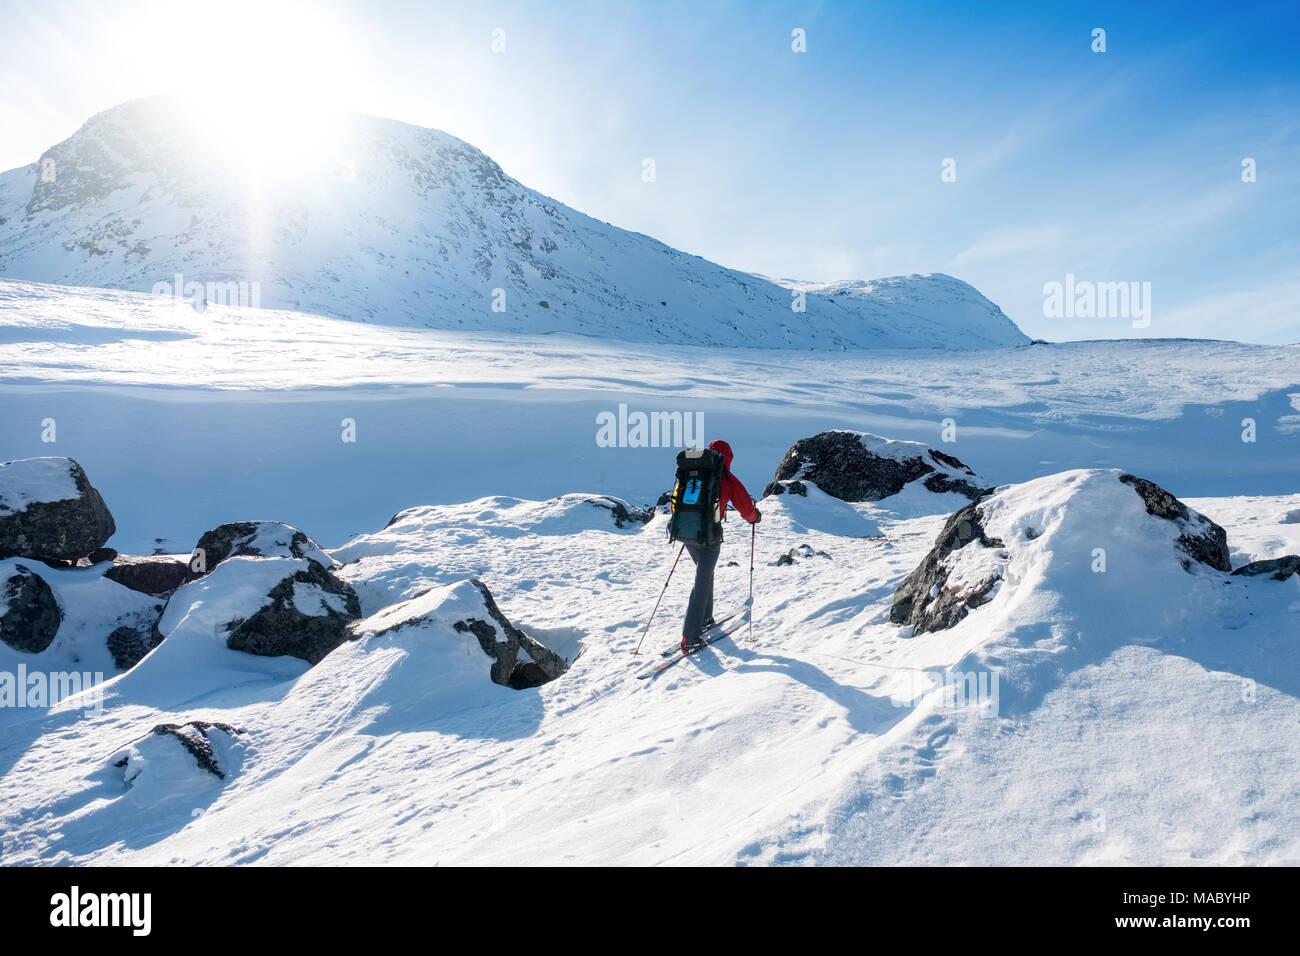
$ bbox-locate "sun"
[140,0,358,178]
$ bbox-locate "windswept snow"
[0,473,1296,865]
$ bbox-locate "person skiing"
[677,439,759,651]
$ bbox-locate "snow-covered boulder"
[0,557,167,683]
[1117,474,1229,572]
[0,457,116,562]
[768,431,990,504]
[184,520,334,583]
[889,501,1006,634]
[758,479,883,537]
[891,470,1231,635]
[112,721,246,783]
[104,553,188,597]
[159,554,361,665]
[774,543,832,566]
[104,721,247,818]
[352,579,567,689]
[0,563,62,652]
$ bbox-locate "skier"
[676,439,760,651]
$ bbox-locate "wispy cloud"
[950,226,1066,269]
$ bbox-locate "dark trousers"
[683,539,722,639]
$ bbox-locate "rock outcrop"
[771,431,991,503]
[890,470,1230,637]
[761,479,809,498]
[890,503,1007,634]
[112,721,245,782]
[1118,474,1230,572]
[583,496,654,529]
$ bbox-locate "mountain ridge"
[0,96,1029,350]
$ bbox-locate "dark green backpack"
[668,448,726,545]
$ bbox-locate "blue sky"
[1,0,1297,342]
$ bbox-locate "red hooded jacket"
[708,439,759,524]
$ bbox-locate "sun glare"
[143,0,358,178]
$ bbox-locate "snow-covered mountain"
[0,97,1028,349]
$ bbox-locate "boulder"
[771,431,991,503]
[1230,555,1300,581]
[0,563,63,653]
[112,721,245,781]
[184,520,334,582]
[891,471,1232,636]
[454,579,568,688]
[106,620,165,671]
[104,554,189,597]
[0,457,116,562]
[890,502,1006,634]
[221,559,362,664]
[1118,474,1230,572]
[354,578,568,690]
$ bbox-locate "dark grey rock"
[115,721,245,780]
[772,431,990,503]
[774,543,830,566]
[1230,555,1300,581]
[452,578,568,689]
[0,564,62,653]
[222,559,361,664]
[107,616,165,671]
[761,479,809,498]
[0,458,116,562]
[185,520,331,582]
[105,554,188,597]
[890,502,1006,634]
[1118,474,1230,572]
[583,496,653,529]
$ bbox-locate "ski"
[637,611,749,680]
[658,604,749,658]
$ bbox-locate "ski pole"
[748,521,755,640]
[633,544,685,655]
